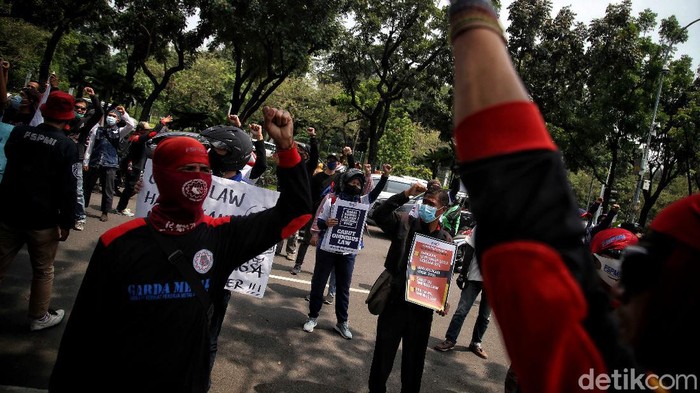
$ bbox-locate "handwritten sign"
[405,233,456,312]
[319,198,369,255]
[136,159,280,298]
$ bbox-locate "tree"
[7,0,111,84]
[329,0,448,165]
[200,0,348,123]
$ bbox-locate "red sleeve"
[454,102,556,162]
[481,241,607,393]
[276,144,302,168]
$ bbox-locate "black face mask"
[346,184,362,195]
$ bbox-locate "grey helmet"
[200,125,254,174]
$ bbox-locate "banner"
[405,233,457,312]
[319,198,369,255]
[136,159,280,298]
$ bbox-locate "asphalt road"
[0,197,510,393]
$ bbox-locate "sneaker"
[323,294,335,305]
[286,253,296,261]
[290,264,302,275]
[434,339,456,352]
[74,220,85,231]
[117,208,135,217]
[30,309,65,331]
[304,294,310,302]
[100,213,109,222]
[303,317,317,333]
[334,321,352,339]
[469,343,488,359]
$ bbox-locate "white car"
[367,174,427,225]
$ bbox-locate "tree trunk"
[39,23,68,84]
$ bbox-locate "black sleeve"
[306,136,319,175]
[590,210,618,239]
[346,153,356,170]
[81,95,104,139]
[374,191,409,238]
[368,175,388,203]
[249,140,267,180]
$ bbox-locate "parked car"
[366,175,427,226]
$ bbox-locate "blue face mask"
[105,116,117,126]
[326,161,338,170]
[418,204,439,223]
[10,95,22,109]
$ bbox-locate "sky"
[499,0,700,72]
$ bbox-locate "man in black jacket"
[0,91,79,331]
[67,87,103,231]
[368,183,452,393]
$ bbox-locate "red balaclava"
[149,137,211,234]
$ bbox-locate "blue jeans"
[308,249,355,322]
[75,168,86,221]
[445,280,491,344]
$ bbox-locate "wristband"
[449,10,506,44]
[448,0,498,20]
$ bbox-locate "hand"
[49,73,59,88]
[596,197,603,204]
[262,106,294,150]
[134,178,144,194]
[84,87,95,97]
[405,182,427,197]
[456,274,466,290]
[363,163,372,176]
[58,228,70,241]
[342,146,352,156]
[310,233,319,247]
[307,127,316,137]
[326,218,339,228]
[0,60,9,70]
[611,203,620,212]
[437,302,450,317]
[249,123,263,141]
[382,164,392,176]
[160,115,173,124]
[83,165,89,172]
[228,114,242,128]
[116,105,126,115]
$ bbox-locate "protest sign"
[405,233,456,312]
[136,159,279,298]
[319,198,369,255]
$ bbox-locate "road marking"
[269,274,370,294]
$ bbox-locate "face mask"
[10,95,22,109]
[346,184,361,195]
[74,112,84,119]
[418,204,439,223]
[105,117,117,126]
[594,254,622,288]
[326,161,338,170]
[149,169,212,234]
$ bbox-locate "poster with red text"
[405,233,457,312]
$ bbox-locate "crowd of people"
[0,0,697,391]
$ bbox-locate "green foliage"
[0,18,49,90]
[377,112,415,170]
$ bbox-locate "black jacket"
[0,123,78,230]
[373,191,452,300]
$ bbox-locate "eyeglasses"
[74,106,87,112]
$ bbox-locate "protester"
[49,106,311,391]
[433,226,491,359]
[291,147,356,274]
[444,1,700,391]
[83,105,135,221]
[303,164,388,339]
[0,91,79,331]
[368,183,451,392]
[590,227,639,293]
[66,87,104,230]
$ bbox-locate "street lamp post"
[629,18,700,223]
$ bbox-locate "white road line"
[269,274,370,294]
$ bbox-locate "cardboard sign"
[136,159,279,298]
[319,198,369,255]
[405,233,457,312]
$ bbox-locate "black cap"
[327,153,339,161]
